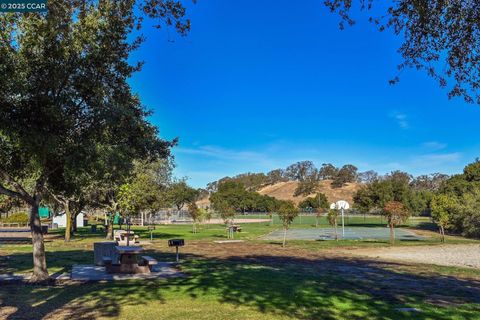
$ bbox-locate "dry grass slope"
[257,180,361,205]
[197,180,361,207]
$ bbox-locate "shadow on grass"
[413,222,439,231]
[1,247,480,319]
[49,227,185,241]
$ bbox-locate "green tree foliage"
[456,188,480,238]
[411,173,450,191]
[0,212,29,224]
[117,183,137,216]
[325,0,480,104]
[383,201,410,245]
[318,163,338,180]
[438,174,474,197]
[331,164,358,188]
[277,200,299,247]
[266,169,288,185]
[298,193,329,211]
[115,159,173,222]
[431,194,456,242]
[353,171,430,216]
[210,181,247,212]
[213,199,236,227]
[207,172,271,192]
[187,202,201,233]
[285,161,317,181]
[431,160,480,239]
[0,0,188,281]
[167,181,199,211]
[327,209,339,241]
[463,159,480,182]
[299,193,329,227]
[209,181,279,213]
[0,195,23,216]
[294,178,319,197]
[129,159,173,212]
[358,170,379,183]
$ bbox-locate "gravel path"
[349,244,480,269]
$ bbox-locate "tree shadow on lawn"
[0,250,93,275]
[1,250,480,320]
[50,227,185,241]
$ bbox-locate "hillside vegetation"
[198,180,361,208]
[258,180,361,205]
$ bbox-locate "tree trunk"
[316,215,319,228]
[72,213,77,233]
[65,203,72,242]
[282,227,287,247]
[106,215,114,240]
[30,201,49,282]
[126,216,131,246]
[389,223,395,245]
[334,221,338,241]
[440,225,445,243]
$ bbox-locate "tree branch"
[0,182,26,201]
[0,168,33,203]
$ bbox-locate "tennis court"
[263,227,424,241]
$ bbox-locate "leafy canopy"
[277,200,299,229]
[325,0,480,104]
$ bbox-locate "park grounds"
[1,215,480,320]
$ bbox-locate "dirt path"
[343,244,480,269]
[153,241,480,270]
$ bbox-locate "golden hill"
[197,180,362,208]
[257,180,361,205]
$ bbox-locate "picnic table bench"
[226,225,242,232]
[114,230,140,246]
[104,246,157,274]
[141,256,158,268]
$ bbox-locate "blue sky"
[130,0,480,188]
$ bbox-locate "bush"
[1,212,29,224]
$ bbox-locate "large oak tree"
[0,0,189,282]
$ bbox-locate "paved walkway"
[0,262,184,282]
[71,262,184,281]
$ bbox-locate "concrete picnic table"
[101,246,145,274]
[116,245,143,266]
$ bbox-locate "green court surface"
[263,227,424,241]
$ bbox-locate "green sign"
[39,207,50,218]
[0,0,48,12]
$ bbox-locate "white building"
[53,212,85,228]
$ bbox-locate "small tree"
[277,201,299,247]
[213,200,236,238]
[187,202,201,234]
[327,209,339,241]
[117,183,137,245]
[315,193,329,227]
[431,194,456,243]
[383,201,410,245]
[298,193,329,227]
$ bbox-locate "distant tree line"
[206,161,363,197]
[353,160,480,239]
[209,181,281,213]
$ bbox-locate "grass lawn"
[1,217,480,320]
